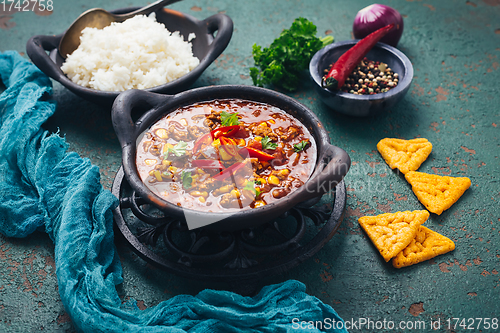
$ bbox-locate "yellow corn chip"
[358,210,429,262]
[392,226,455,268]
[377,138,432,174]
[405,171,471,215]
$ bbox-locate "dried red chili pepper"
[322,24,394,90]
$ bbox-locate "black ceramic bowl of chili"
[112,85,350,232]
[309,40,413,117]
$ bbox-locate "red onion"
[353,4,404,47]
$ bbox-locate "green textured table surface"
[1,0,499,332]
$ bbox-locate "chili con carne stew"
[136,99,317,212]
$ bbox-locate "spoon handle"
[117,0,183,19]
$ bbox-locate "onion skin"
[353,4,404,47]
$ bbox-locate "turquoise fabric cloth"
[0,51,347,333]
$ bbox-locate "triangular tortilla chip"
[377,138,432,174]
[392,226,455,268]
[358,210,429,262]
[405,171,471,215]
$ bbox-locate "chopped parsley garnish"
[249,17,334,91]
[243,180,261,197]
[261,136,277,150]
[293,140,309,153]
[221,111,240,126]
[181,171,193,189]
[164,141,187,157]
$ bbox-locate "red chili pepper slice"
[247,139,263,150]
[322,24,394,90]
[192,159,225,170]
[219,136,240,157]
[211,125,240,139]
[192,132,213,154]
[193,126,241,154]
[239,147,275,162]
[219,136,235,145]
[212,162,247,181]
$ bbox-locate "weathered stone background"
[1,0,499,331]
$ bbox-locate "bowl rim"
[309,39,414,101]
[112,85,351,231]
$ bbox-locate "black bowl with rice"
[26,7,233,107]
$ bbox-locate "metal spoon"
[58,0,182,58]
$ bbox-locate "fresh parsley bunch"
[250,17,333,91]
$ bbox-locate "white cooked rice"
[61,13,200,92]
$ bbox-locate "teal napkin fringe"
[0,51,347,333]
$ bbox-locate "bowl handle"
[26,34,65,81]
[202,13,233,63]
[112,89,173,148]
[292,144,351,203]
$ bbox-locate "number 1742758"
[1,0,53,12]
[446,318,498,331]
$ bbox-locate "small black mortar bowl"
[111,85,351,232]
[26,7,233,107]
[309,40,413,117]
